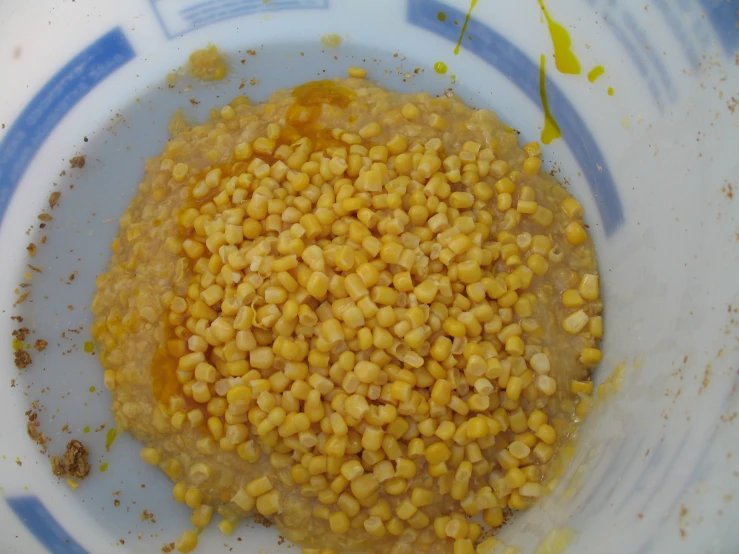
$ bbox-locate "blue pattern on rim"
[148,0,330,39]
[0,27,135,222]
[6,495,88,553]
[697,0,739,52]
[407,0,625,236]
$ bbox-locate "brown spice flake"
[51,440,91,479]
[69,155,86,168]
[14,291,30,306]
[253,514,273,528]
[28,264,42,273]
[37,213,53,222]
[14,350,32,369]
[34,339,48,352]
[26,411,48,453]
[48,191,61,209]
[12,327,29,341]
[27,243,37,257]
[162,543,175,553]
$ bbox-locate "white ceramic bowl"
[0,1,737,552]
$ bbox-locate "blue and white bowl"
[0,1,737,552]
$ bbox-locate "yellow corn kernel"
[246,475,273,497]
[175,531,198,553]
[425,442,451,465]
[454,539,475,554]
[579,347,603,367]
[579,273,600,301]
[561,197,583,218]
[589,315,603,339]
[562,289,584,308]
[350,474,380,500]
[348,66,367,78]
[536,424,557,445]
[565,221,587,245]
[562,310,589,334]
[571,380,594,395]
[329,511,350,534]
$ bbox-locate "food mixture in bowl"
[91,67,602,554]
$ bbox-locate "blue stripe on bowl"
[0,27,135,222]
[148,0,330,39]
[6,496,89,554]
[407,0,625,236]
[697,0,739,52]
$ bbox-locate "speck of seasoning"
[83,341,95,353]
[99,462,109,472]
[83,426,91,434]
[14,350,32,369]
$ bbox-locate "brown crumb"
[16,458,22,467]
[114,499,121,507]
[14,291,30,307]
[37,213,53,222]
[51,440,91,479]
[253,514,273,528]
[26,410,48,453]
[48,191,61,209]
[34,339,47,352]
[27,243,37,257]
[69,155,86,168]
[247,49,257,56]
[12,327,30,341]
[162,543,175,553]
[190,98,200,105]
[14,350,32,369]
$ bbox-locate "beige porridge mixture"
[91,69,602,554]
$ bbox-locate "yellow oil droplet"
[539,55,562,144]
[437,11,447,22]
[454,0,477,54]
[83,341,95,353]
[434,61,448,74]
[83,426,90,434]
[587,65,605,83]
[105,428,117,451]
[99,462,109,473]
[89,386,96,393]
[608,87,615,96]
[320,33,342,48]
[537,0,581,75]
[12,339,23,351]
